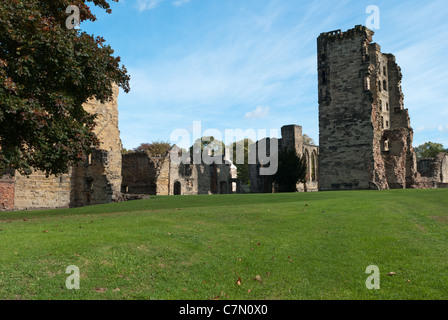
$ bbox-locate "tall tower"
[317,25,420,191]
[281,125,303,156]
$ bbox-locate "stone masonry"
[249,124,319,193]
[317,25,421,191]
[0,85,123,211]
[122,146,235,196]
[417,153,448,188]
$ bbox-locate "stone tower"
[317,25,420,191]
[281,125,303,156]
[70,84,123,207]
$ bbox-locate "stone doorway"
[174,181,181,195]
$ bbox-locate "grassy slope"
[0,189,447,300]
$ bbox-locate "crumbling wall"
[1,84,123,211]
[249,126,319,193]
[13,171,71,211]
[417,153,448,188]
[70,84,123,207]
[122,152,159,194]
[0,171,15,211]
[297,144,319,192]
[122,146,233,196]
[317,26,378,191]
[317,25,420,191]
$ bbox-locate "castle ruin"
[2,25,446,211]
[317,25,422,191]
[249,124,319,193]
[121,146,237,196]
[0,85,123,211]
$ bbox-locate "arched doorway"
[174,181,181,195]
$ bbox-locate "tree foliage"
[134,141,173,156]
[302,134,315,146]
[414,142,446,160]
[0,0,130,176]
[273,148,307,193]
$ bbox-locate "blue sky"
[82,0,448,150]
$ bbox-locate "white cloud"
[137,0,164,11]
[245,106,270,119]
[172,0,190,7]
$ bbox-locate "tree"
[0,0,130,176]
[229,139,254,185]
[273,148,307,193]
[134,141,173,156]
[414,142,446,160]
[302,134,316,146]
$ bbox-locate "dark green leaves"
[0,0,129,175]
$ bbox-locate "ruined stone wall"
[297,144,319,192]
[249,138,277,193]
[13,171,71,211]
[169,161,200,195]
[169,159,231,195]
[122,152,160,195]
[380,53,420,189]
[417,153,448,188]
[70,84,123,207]
[442,154,448,183]
[318,26,378,191]
[249,126,319,193]
[317,25,420,191]
[281,125,303,156]
[122,146,233,196]
[0,171,15,211]
[0,84,123,211]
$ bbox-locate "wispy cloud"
[245,106,270,119]
[137,0,164,11]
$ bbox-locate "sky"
[81,0,448,150]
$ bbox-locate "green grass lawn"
[0,189,447,300]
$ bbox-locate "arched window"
[383,80,387,92]
[378,81,382,92]
[305,150,311,181]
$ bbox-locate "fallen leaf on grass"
[254,275,262,282]
[95,288,107,293]
[387,272,397,276]
[113,288,120,292]
[237,277,242,286]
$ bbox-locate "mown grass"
[0,189,447,300]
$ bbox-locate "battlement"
[318,25,374,41]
